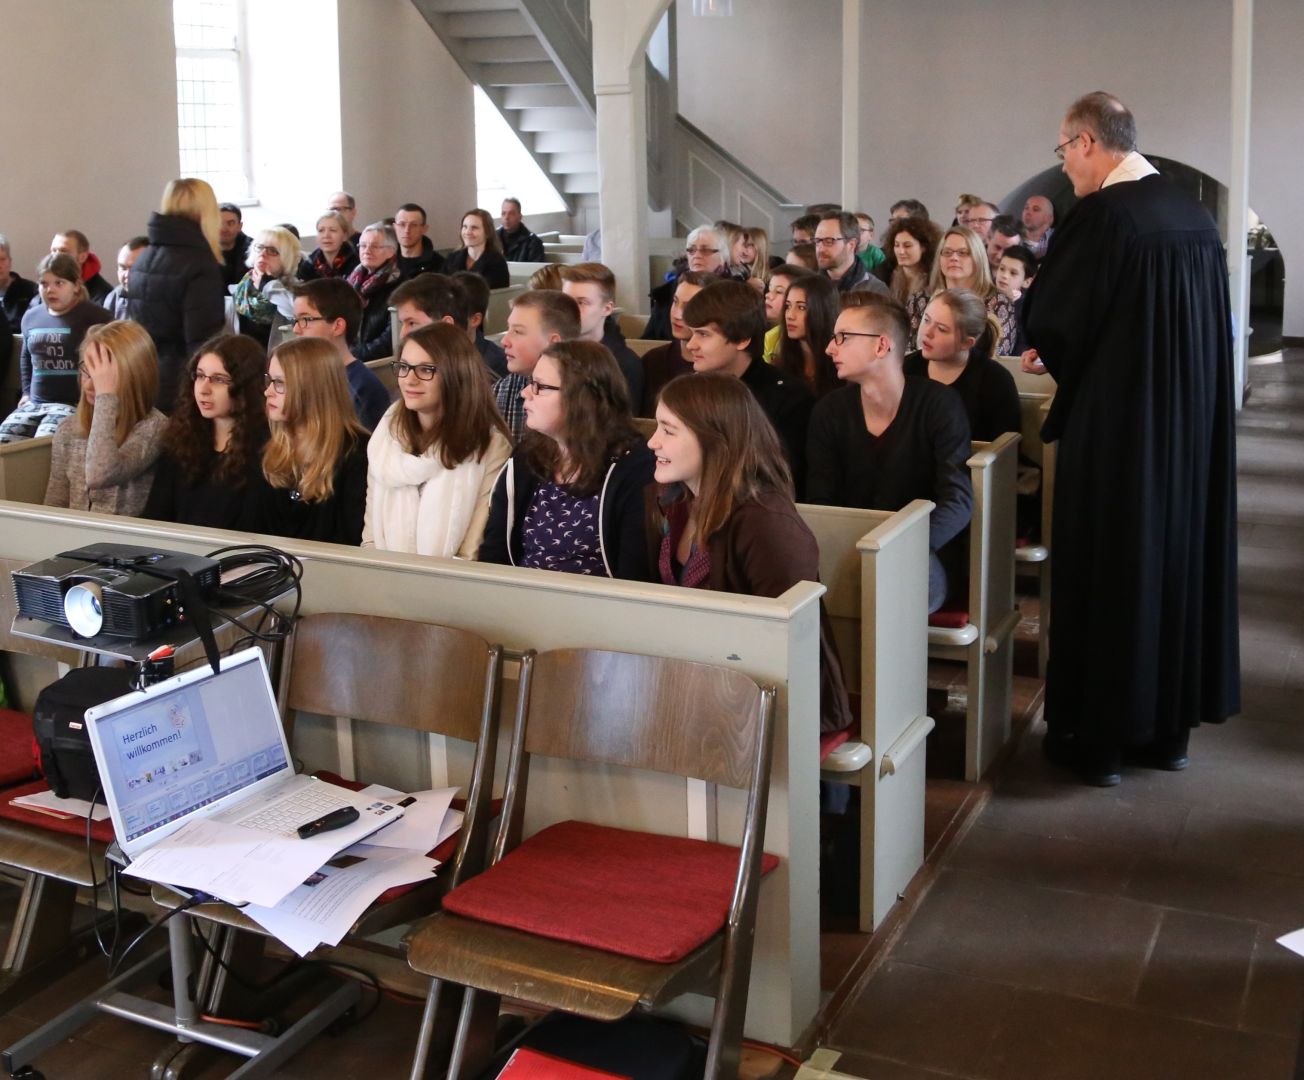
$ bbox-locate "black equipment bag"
[33,667,136,801]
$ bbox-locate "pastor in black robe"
[1022,173,1240,758]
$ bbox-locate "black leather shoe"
[1042,730,1080,770]
[1127,733,1190,772]
[1079,748,1123,787]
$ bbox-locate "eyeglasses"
[967,216,994,225]
[813,236,849,247]
[831,331,882,347]
[940,248,972,259]
[290,314,327,329]
[253,244,280,256]
[525,378,562,394]
[1053,132,1084,160]
[685,246,719,256]
[193,371,234,387]
[392,361,438,380]
[263,374,287,393]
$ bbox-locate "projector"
[11,544,221,640]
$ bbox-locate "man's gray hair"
[1065,91,1137,154]
[361,222,398,250]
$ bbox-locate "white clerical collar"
[1101,151,1159,189]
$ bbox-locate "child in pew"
[44,320,167,515]
[0,254,111,444]
[647,373,852,735]
[904,289,1021,442]
[994,245,1038,357]
[238,337,369,545]
[363,323,511,558]
[479,340,655,580]
[808,292,973,613]
[143,333,269,528]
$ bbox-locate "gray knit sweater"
[44,395,167,515]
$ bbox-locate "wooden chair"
[404,648,777,1080]
[927,433,1021,781]
[802,501,934,931]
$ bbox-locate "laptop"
[84,646,404,861]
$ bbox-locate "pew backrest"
[965,432,1021,646]
[485,285,527,335]
[627,338,663,357]
[365,357,398,397]
[0,437,52,506]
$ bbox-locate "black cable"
[109,893,205,976]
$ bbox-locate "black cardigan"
[442,248,510,290]
[237,437,369,545]
[479,442,656,580]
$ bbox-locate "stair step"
[462,35,549,63]
[515,106,593,132]
[561,172,599,194]
[533,129,594,153]
[444,10,530,38]
[546,151,598,174]
[481,60,564,85]
[502,84,578,109]
[419,0,517,12]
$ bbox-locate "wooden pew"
[928,432,1021,782]
[365,356,399,398]
[485,284,526,335]
[507,261,549,286]
[626,338,664,358]
[0,503,828,1047]
[0,436,52,506]
[799,501,935,932]
[3,334,22,413]
[617,313,651,340]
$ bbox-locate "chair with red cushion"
[404,648,777,1080]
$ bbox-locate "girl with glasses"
[928,226,1018,356]
[144,333,269,527]
[363,323,511,558]
[233,227,301,349]
[44,320,167,516]
[480,340,655,579]
[239,337,369,544]
[647,373,851,734]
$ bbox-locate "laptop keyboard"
[234,784,352,836]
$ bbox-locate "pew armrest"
[1015,544,1048,563]
[879,715,935,778]
[820,741,873,773]
[928,623,979,648]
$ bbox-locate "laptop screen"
[88,650,290,845]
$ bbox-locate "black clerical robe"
[1023,174,1239,752]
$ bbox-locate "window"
[474,88,566,216]
[173,0,252,202]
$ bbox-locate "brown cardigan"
[656,488,854,734]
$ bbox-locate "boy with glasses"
[290,278,389,431]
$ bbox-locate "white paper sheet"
[1276,927,1304,958]
[357,785,462,853]
[123,818,340,907]
[240,843,438,955]
[10,790,112,821]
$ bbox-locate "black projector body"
[11,544,220,639]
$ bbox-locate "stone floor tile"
[1242,924,1304,1039]
[1134,909,1257,1027]
[1124,855,1304,927]
[945,825,1139,898]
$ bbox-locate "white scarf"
[366,407,490,557]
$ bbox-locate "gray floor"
[824,347,1304,1080]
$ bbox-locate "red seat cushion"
[0,709,39,788]
[928,606,971,629]
[442,819,779,964]
[819,728,852,762]
[0,779,117,843]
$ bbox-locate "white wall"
[674,0,1303,336]
[337,0,476,250]
[0,0,179,279]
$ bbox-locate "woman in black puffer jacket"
[124,179,226,410]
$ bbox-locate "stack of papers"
[124,786,464,955]
[10,790,112,822]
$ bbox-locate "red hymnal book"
[496,1047,630,1080]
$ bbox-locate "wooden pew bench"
[797,501,935,931]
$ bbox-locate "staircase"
[411,0,597,219]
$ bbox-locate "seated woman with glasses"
[879,216,943,343]
[304,210,359,281]
[644,223,733,340]
[905,289,1021,443]
[363,323,511,558]
[239,337,369,545]
[772,272,841,397]
[348,223,403,362]
[807,293,973,613]
[442,208,510,289]
[144,333,269,527]
[44,321,167,516]
[233,227,301,349]
[647,373,851,734]
[479,340,655,579]
[928,226,1017,355]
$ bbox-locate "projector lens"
[65,583,105,637]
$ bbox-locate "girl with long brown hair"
[44,320,167,515]
[442,208,509,289]
[479,340,655,579]
[647,373,851,733]
[144,333,269,527]
[363,323,511,558]
[772,272,841,397]
[240,337,369,544]
[880,215,943,341]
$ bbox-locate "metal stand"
[1,914,360,1079]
